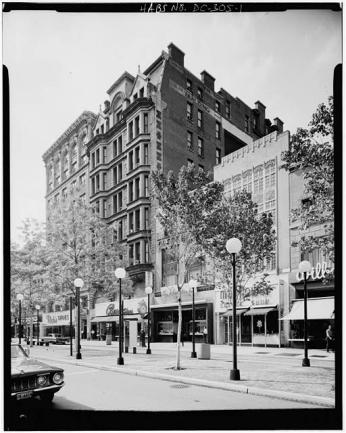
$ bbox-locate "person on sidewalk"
[325,325,334,352]
[203,327,208,343]
[140,329,146,347]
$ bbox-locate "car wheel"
[40,392,55,404]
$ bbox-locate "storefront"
[41,310,76,337]
[91,297,148,342]
[151,285,215,344]
[216,276,286,347]
[285,263,335,348]
[281,296,334,348]
[152,300,213,343]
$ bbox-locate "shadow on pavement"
[7,396,94,430]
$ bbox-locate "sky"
[3,7,342,244]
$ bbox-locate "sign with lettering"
[214,289,232,313]
[95,297,148,317]
[296,262,334,282]
[42,310,75,326]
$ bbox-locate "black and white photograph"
[3,2,342,430]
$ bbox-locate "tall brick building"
[86,43,282,280]
[43,43,286,343]
[84,43,284,342]
[42,111,97,337]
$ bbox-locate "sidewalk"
[23,340,335,408]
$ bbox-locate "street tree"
[11,219,53,346]
[151,165,220,369]
[46,190,131,338]
[186,187,276,304]
[281,97,334,264]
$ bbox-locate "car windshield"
[11,345,27,359]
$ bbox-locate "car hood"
[11,357,62,376]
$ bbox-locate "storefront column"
[215,312,218,344]
[251,315,254,346]
[239,316,242,345]
[264,314,267,348]
[39,323,45,338]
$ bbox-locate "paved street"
[51,363,319,411]
[18,340,335,406]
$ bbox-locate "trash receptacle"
[106,334,112,345]
[198,343,210,360]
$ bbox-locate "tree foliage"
[152,165,276,366]
[151,166,215,369]
[46,190,131,302]
[186,185,276,303]
[11,219,54,345]
[281,96,334,262]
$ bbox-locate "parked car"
[40,333,69,345]
[11,343,64,403]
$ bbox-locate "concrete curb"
[35,354,335,408]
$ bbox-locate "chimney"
[254,101,266,135]
[200,70,215,92]
[103,100,110,113]
[273,117,284,134]
[168,43,185,67]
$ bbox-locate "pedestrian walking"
[203,327,208,343]
[325,324,334,352]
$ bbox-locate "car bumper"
[11,383,64,399]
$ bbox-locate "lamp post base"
[191,351,197,358]
[146,348,151,355]
[302,357,310,367]
[230,369,240,380]
[117,357,124,365]
[76,353,82,360]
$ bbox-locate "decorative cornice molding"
[42,111,97,163]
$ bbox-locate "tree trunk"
[176,291,182,370]
[30,316,33,347]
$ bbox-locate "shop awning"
[91,316,117,323]
[151,300,208,309]
[280,297,334,320]
[91,314,141,323]
[244,306,277,316]
[222,308,249,317]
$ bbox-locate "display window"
[157,322,173,335]
[188,320,206,335]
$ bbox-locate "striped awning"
[222,308,249,317]
[244,306,277,316]
[280,297,334,321]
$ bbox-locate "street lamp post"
[145,286,152,355]
[226,237,242,381]
[74,278,84,360]
[188,279,198,358]
[299,260,312,367]
[115,268,126,365]
[35,305,40,345]
[16,294,24,345]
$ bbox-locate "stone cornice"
[42,111,97,163]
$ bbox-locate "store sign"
[296,262,334,282]
[42,310,75,326]
[95,297,148,318]
[214,289,231,312]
